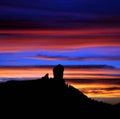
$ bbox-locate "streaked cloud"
[0,65,119,79]
[27,54,120,61]
[0,1,120,29]
[66,79,120,85]
[0,29,120,53]
[80,85,120,98]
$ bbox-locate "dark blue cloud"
[0,0,120,20]
[1,0,120,15]
[0,0,120,28]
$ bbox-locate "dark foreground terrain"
[0,78,119,118]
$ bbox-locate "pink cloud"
[0,29,120,53]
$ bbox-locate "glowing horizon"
[0,66,120,104]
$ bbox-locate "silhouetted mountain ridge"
[0,78,119,118]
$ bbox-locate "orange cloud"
[66,83,120,98]
[0,66,120,80]
[0,67,51,78]
[0,66,119,78]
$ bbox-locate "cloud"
[24,45,120,62]
[0,5,98,20]
[0,1,120,29]
[1,0,120,15]
[66,79,120,85]
[81,87,120,96]
[0,29,120,53]
[104,87,120,91]
[27,54,120,62]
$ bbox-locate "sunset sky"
[0,0,120,104]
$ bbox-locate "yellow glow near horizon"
[66,83,120,98]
